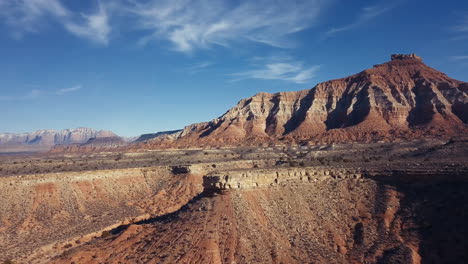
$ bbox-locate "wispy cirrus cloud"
[0,89,42,101]
[0,84,82,101]
[454,16,468,33]
[450,15,468,40]
[64,4,111,45]
[450,55,468,61]
[56,85,82,95]
[130,0,325,52]
[0,0,111,44]
[187,61,214,74]
[325,3,395,37]
[1,0,326,51]
[233,58,320,84]
[0,0,68,39]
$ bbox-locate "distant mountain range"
[0,128,117,147]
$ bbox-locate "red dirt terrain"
[2,137,468,263]
[52,169,468,264]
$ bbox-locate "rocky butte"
[138,54,467,149]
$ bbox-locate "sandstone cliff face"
[147,54,467,148]
[0,128,117,147]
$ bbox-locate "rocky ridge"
[141,54,467,148]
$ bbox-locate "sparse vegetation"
[101,230,112,238]
[63,243,72,249]
[114,154,124,161]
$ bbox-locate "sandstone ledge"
[203,167,363,190]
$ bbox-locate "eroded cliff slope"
[52,167,468,264]
[143,54,467,148]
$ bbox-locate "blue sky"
[0,0,467,137]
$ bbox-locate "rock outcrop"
[133,130,182,143]
[203,168,362,190]
[390,53,422,61]
[142,54,467,148]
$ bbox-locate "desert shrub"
[114,154,123,161]
[101,230,112,238]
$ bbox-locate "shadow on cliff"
[108,189,223,236]
[369,173,468,264]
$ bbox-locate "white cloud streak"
[56,85,82,95]
[1,0,327,51]
[0,85,82,101]
[451,15,468,41]
[0,89,42,101]
[326,4,394,37]
[454,16,468,33]
[187,61,214,73]
[233,60,320,84]
[450,55,468,60]
[129,0,324,52]
[0,0,111,44]
[0,0,68,38]
[64,4,111,45]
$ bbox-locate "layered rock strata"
[142,54,467,148]
[203,167,362,190]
